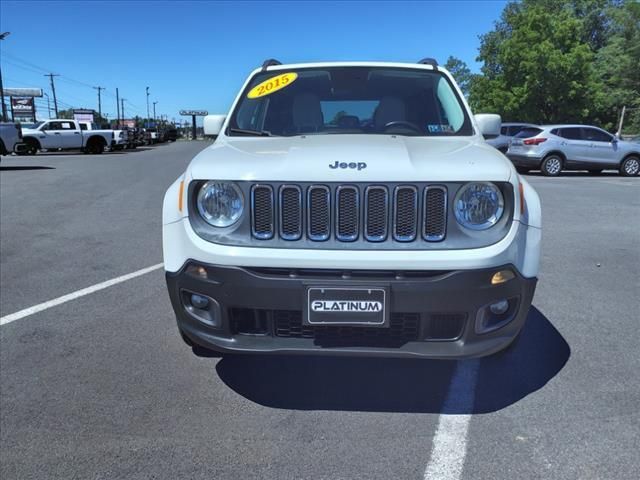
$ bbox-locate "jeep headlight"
[454,182,504,230]
[196,181,244,227]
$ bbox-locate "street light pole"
[145,86,150,123]
[153,101,157,122]
[116,88,120,127]
[0,31,11,122]
[44,92,52,118]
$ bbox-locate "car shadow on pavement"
[216,307,570,414]
[0,166,55,171]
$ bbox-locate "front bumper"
[167,262,537,359]
[507,152,543,168]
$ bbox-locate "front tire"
[22,139,39,156]
[541,154,563,176]
[86,139,105,155]
[620,156,640,177]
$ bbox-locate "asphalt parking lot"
[1,141,639,479]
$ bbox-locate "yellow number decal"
[247,72,298,99]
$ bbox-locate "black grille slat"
[308,186,331,241]
[423,186,447,241]
[393,186,418,242]
[365,186,389,241]
[336,186,359,241]
[251,185,274,239]
[280,185,302,240]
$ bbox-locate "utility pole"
[153,101,157,122]
[0,32,11,121]
[116,88,120,127]
[121,98,126,125]
[93,86,104,118]
[44,92,52,118]
[145,86,150,124]
[44,73,60,117]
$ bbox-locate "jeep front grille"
[250,183,448,243]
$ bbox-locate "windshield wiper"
[228,128,273,137]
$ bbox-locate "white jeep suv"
[163,59,542,358]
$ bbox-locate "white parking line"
[0,263,164,326]
[424,360,480,480]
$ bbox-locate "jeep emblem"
[329,161,367,171]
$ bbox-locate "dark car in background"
[165,127,178,142]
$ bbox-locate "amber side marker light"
[186,264,208,279]
[492,269,515,285]
[178,180,185,212]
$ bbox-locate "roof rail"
[261,59,282,71]
[417,58,438,70]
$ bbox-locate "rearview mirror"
[475,113,502,139]
[203,115,226,136]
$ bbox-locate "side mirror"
[203,115,226,136]
[475,113,502,139]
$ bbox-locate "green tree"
[443,56,476,98]
[470,0,639,132]
[594,0,640,132]
[330,110,348,125]
[470,1,601,124]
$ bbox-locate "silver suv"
[486,122,538,153]
[506,125,640,176]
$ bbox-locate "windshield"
[228,67,473,137]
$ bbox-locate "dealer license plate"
[304,287,388,326]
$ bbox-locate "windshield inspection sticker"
[247,72,298,99]
[427,124,454,133]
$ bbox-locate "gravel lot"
[1,141,638,479]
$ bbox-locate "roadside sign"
[5,88,43,97]
[10,97,36,122]
[179,110,208,116]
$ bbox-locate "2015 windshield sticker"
[247,72,298,99]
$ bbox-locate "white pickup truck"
[0,122,26,156]
[20,119,114,155]
[78,121,129,151]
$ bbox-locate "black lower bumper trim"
[507,153,543,167]
[166,262,537,359]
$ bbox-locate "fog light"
[491,269,515,285]
[191,294,209,309]
[181,290,221,328]
[489,299,509,315]
[475,297,519,334]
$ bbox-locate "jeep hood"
[188,135,513,182]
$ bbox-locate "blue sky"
[0,0,506,123]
